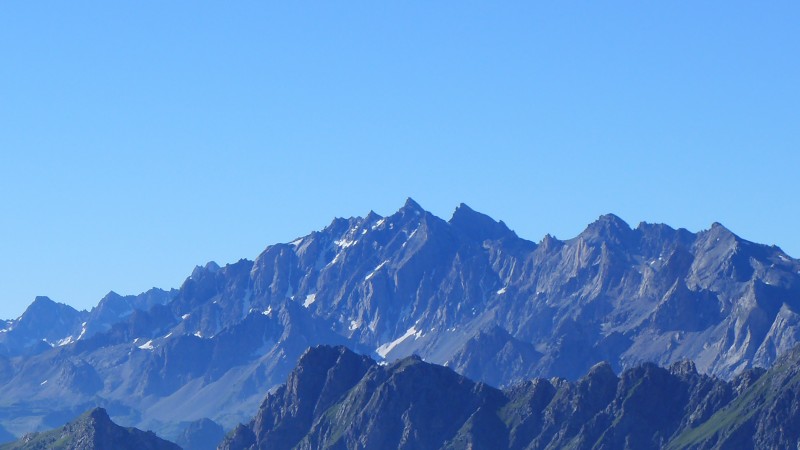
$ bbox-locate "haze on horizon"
[1,2,798,318]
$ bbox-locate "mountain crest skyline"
[5,198,791,321]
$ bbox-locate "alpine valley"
[1,199,800,449]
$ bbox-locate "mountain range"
[219,344,800,450]
[1,199,798,445]
[9,343,800,449]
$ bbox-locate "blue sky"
[1,2,798,318]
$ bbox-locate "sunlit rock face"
[1,199,799,442]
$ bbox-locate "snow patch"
[290,238,303,247]
[138,340,154,350]
[372,218,386,230]
[496,287,507,295]
[263,306,273,316]
[57,336,74,346]
[327,252,342,267]
[349,319,362,331]
[194,331,203,338]
[40,380,48,386]
[365,260,389,281]
[181,314,191,320]
[77,322,87,340]
[303,294,317,308]
[334,239,357,249]
[375,326,423,358]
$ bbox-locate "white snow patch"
[194,331,203,338]
[334,239,357,249]
[40,380,48,386]
[496,287,507,295]
[375,326,423,358]
[138,340,154,350]
[57,336,74,346]
[181,314,191,320]
[290,238,303,247]
[77,322,87,340]
[327,253,342,267]
[349,319,362,331]
[372,218,386,230]
[164,332,173,338]
[303,294,317,308]
[263,306,273,316]
[365,261,389,281]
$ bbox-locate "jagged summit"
[402,196,424,212]
[3,201,800,443]
[578,213,634,245]
[29,296,56,306]
[222,342,800,450]
[449,203,515,242]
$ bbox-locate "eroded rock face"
[176,418,225,450]
[221,345,800,450]
[2,200,800,439]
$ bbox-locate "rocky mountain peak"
[14,296,85,341]
[0,407,179,450]
[668,359,698,377]
[398,197,425,217]
[449,203,515,242]
[579,213,633,245]
[85,407,113,425]
[403,196,423,209]
[703,221,741,244]
[22,296,75,319]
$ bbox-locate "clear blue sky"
[1,2,798,319]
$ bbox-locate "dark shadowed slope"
[221,345,800,450]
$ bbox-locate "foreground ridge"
[0,408,179,450]
[221,344,800,450]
